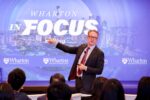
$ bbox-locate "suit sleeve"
[86,51,104,74]
[56,42,78,54]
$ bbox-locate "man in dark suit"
[48,30,104,93]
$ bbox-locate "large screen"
[0,0,150,82]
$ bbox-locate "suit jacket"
[56,43,104,93]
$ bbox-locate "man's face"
[87,31,98,47]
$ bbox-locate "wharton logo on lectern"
[122,58,147,65]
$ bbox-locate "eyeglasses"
[88,36,98,39]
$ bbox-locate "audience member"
[135,76,150,100]
[37,73,66,100]
[0,82,15,100]
[81,76,107,100]
[49,73,66,84]
[47,82,72,100]
[8,68,31,100]
[90,76,108,100]
[100,78,125,100]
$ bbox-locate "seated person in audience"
[7,68,31,100]
[49,73,66,84]
[81,76,107,100]
[37,73,66,100]
[100,78,125,100]
[0,82,15,100]
[135,76,150,100]
[90,76,108,100]
[47,82,72,100]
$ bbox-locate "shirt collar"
[88,45,96,50]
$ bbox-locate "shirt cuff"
[85,66,88,71]
[54,41,59,47]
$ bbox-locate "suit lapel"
[78,44,87,57]
[85,46,97,65]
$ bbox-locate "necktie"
[77,47,90,75]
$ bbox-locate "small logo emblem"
[122,58,128,64]
[3,58,9,64]
[43,58,49,64]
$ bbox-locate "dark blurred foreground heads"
[90,76,108,100]
[100,79,125,100]
[7,68,31,100]
[47,82,72,100]
[50,73,66,84]
[37,73,67,100]
[135,76,150,100]
[0,82,15,100]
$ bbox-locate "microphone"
[84,47,90,53]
